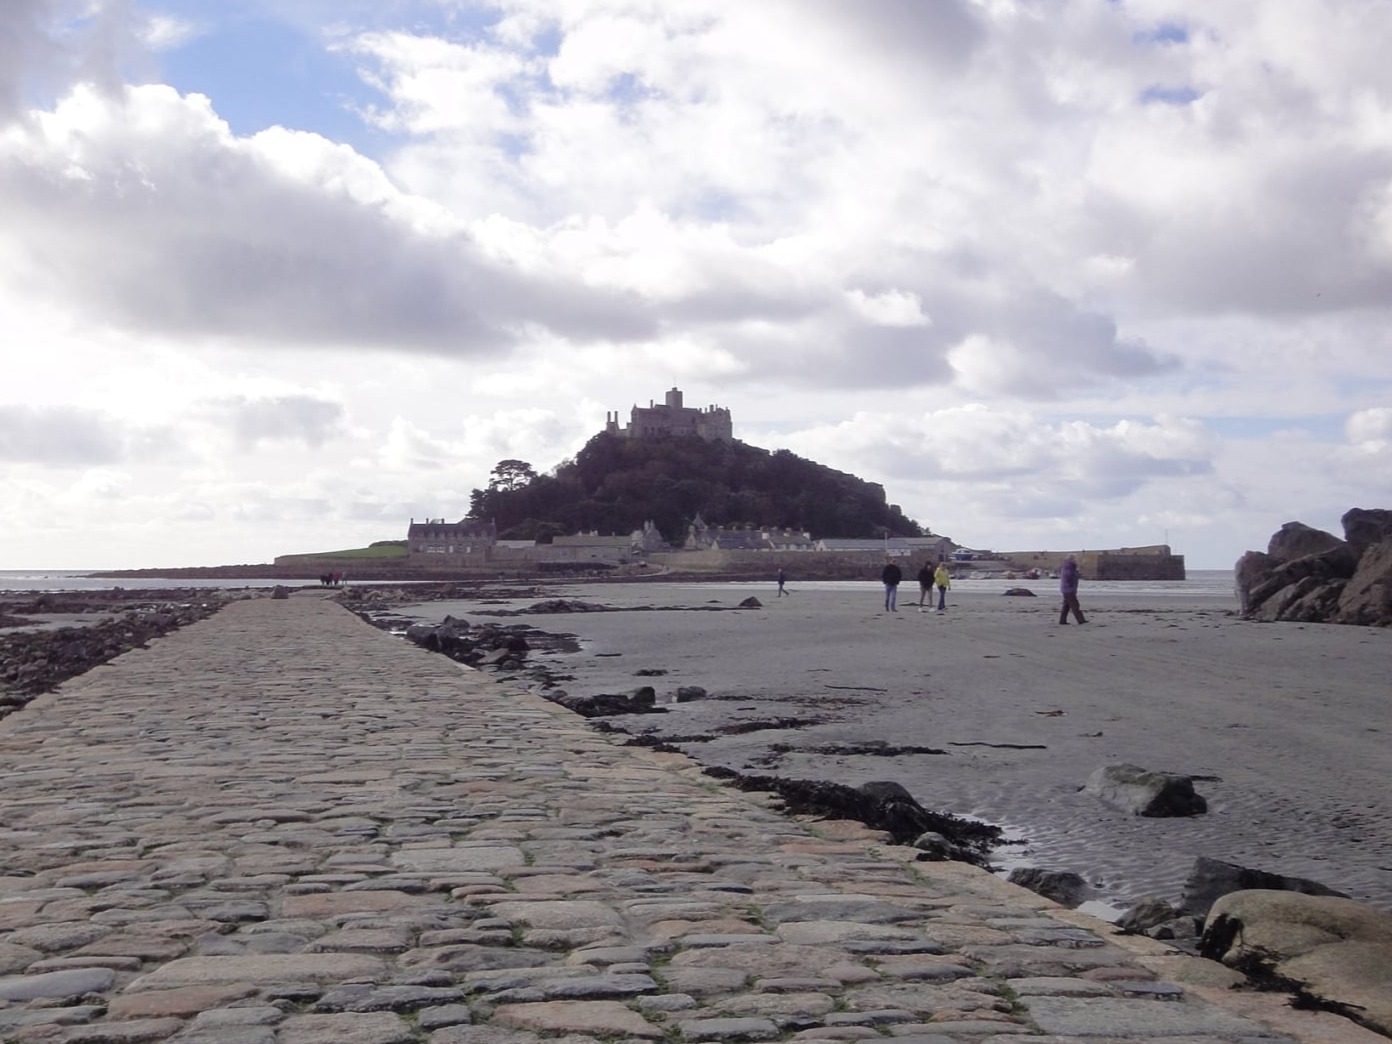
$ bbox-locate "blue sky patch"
[1140,85,1202,106]
[149,15,389,150]
[1202,415,1346,440]
[1134,22,1189,46]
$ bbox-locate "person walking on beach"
[776,568,788,596]
[933,562,951,612]
[916,562,933,610]
[881,560,903,612]
[1059,555,1086,624]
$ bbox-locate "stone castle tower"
[605,387,732,441]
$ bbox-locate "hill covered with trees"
[467,432,923,543]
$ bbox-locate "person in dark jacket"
[1059,555,1086,624]
[881,561,903,612]
[916,563,933,609]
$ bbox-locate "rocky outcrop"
[1199,890,1392,1035]
[1236,508,1392,625]
[0,592,230,716]
[704,772,1002,865]
[400,617,531,670]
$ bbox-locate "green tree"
[489,459,537,492]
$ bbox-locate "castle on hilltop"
[606,387,732,442]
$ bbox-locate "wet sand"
[396,578,1392,916]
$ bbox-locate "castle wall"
[650,549,939,578]
[999,546,1186,580]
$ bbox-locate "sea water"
[0,570,291,593]
[0,568,1240,599]
[686,569,1239,603]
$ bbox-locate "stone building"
[606,387,733,441]
[406,518,497,567]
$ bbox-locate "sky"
[2,0,1390,571]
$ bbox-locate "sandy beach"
[389,576,1392,918]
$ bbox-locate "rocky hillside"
[468,431,924,542]
[1235,507,1392,625]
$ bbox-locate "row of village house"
[406,515,959,569]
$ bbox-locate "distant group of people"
[774,554,1087,624]
[883,561,949,612]
[318,571,346,587]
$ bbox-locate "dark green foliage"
[468,433,922,541]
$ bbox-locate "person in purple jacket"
[1058,555,1086,624]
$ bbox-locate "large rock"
[1198,890,1392,1036]
[1236,508,1392,626]
[1234,550,1275,614]
[1081,763,1207,817]
[1334,538,1392,625]
[1341,507,1392,555]
[1007,868,1087,907]
[1266,521,1344,561]
[1179,856,1347,917]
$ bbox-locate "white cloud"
[0,404,126,466]
[2,0,1392,569]
[1347,407,1392,451]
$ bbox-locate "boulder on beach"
[1199,889,1392,1035]
[1081,763,1207,817]
[1180,855,1347,917]
[1236,507,1392,625]
[1007,867,1087,907]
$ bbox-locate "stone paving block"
[392,847,526,873]
[676,1015,782,1040]
[486,900,625,930]
[0,966,116,1001]
[417,1003,475,1029]
[874,957,976,981]
[168,1029,278,1044]
[1022,996,1284,1037]
[661,965,753,996]
[0,941,44,972]
[18,1016,188,1042]
[25,954,143,973]
[889,1024,1030,1036]
[775,920,922,945]
[708,989,838,1019]
[106,982,258,1017]
[0,1006,106,1036]
[492,999,664,1037]
[125,953,387,990]
[307,926,414,953]
[5,921,113,952]
[281,890,430,918]
[277,1011,417,1044]
[1005,974,1116,997]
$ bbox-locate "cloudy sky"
[3,0,1390,570]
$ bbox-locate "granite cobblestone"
[0,594,1380,1043]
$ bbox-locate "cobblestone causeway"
[0,594,1381,1043]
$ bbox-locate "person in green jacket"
[933,563,951,612]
